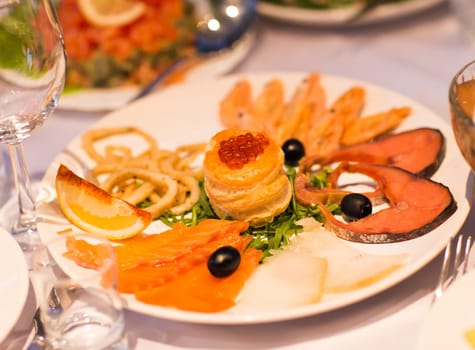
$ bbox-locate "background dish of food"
[38,72,470,324]
[258,0,446,26]
[59,0,196,89]
[58,30,256,111]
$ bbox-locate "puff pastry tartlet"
[203,129,292,227]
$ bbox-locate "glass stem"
[8,143,37,235]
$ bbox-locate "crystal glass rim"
[449,59,475,127]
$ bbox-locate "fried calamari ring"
[101,168,178,218]
[82,126,159,164]
[82,126,205,218]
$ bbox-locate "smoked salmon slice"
[296,162,456,243]
[64,235,110,269]
[63,219,260,312]
[135,247,263,313]
[301,128,445,177]
[118,231,254,293]
[115,219,249,270]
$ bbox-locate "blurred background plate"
[58,30,256,112]
[258,0,445,27]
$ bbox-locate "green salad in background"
[261,0,411,10]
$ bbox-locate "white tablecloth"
[3,2,475,349]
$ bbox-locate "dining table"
[2,1,475,349]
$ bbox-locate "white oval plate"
[417,269,475,350]
[0,228,29,342]
[258,0,445,27]
[58,31,255,112]
[38,72,470,325]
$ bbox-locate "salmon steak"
[296,162,457,243]
[300,127,445,177]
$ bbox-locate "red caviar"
[218,132,270,169]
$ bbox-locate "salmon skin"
[296,162,457,243]
[300,128,445,177]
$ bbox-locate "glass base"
[0,181,45,268]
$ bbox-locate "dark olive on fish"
[341,193,372,222]
[282,138,305,166]
[207,246,241,278]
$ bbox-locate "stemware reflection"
[0,0,66,254]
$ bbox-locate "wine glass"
[0,0,66,254]
[449,59,475,172]
[32,232,128,349]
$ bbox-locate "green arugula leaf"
[309,166,332,189]
[159,167,340,258]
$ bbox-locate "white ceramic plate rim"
[258,0,445,27]
[417,269,475,350]
[0,228,29,341]
[58,30,256,112]
[38,71,471,325]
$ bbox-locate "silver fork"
[432,233,474,304]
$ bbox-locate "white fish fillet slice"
[232,249,327,312]
[290,218,408,293]
[231,218,406,311]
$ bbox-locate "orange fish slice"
[118,233,253,293]
[135,247,263,313]
[116,219,249,270]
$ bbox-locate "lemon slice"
[55,164,152,240]
[77,0,146,27]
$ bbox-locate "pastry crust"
[204,129,292,227]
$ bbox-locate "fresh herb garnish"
[309,166,333,189]
[160,167,340,258]
[137,198,153,209]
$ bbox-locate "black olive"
[282,138,306,166]
[207,246,241,278]
[340,193,372,222]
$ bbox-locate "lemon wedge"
[55,164,152,240]
[77,0,146,27]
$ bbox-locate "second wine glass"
[0,0,66,255]
[449,59,475,172]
